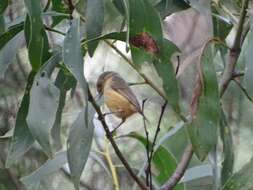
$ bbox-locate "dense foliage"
[0,0,253,190]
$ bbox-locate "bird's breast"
[103,87,137,119]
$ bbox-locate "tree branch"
[161,144,193,190]
[219,0,249,97]
[87,89,149,190]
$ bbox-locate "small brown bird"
[96,71,144,131]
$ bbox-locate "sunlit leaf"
[6,72,35,168]
[86,0,104,56]
[188,42,220,161]
[26,54,61,157]
[223,157,253,190]
[0,31,23,78]
[21,151,67,190]
[67,105,95,190]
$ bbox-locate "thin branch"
[149,101,167,169]
[161,144,193,190]
[43,0,51,12]
[60,168,93,190]
[128,81,147,86]
[142,99,151,188]
[233,79,253,103]
[65,0,75,19]
[44,25,66,36]
[87,89,149,190]
[219,0,249,97]
[232,71,244,78]
[104,40,188,122]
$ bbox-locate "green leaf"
[67,105,95,190]
[51,0,70,26]
[21,151,67,190]
[26,54,61,157]
[0,31,23,78]
[0,16,5,34]
[0,0,8,15]
[153,39,180,112]
[63,19,88,98]
[222,157,253,190]
[126,132,183,189]
[24,0,49,70]
[155,0,189,18]
[51,70,76,151]
[188,43,220,161]
[220,109,234,186]
[5,72,35,168]
[244,17,253,98]
[86,0,104,56]
[0,22,23,50]
[128,0,163,62]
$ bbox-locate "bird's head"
[96,71,118,98]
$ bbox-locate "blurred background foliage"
[0,0,253,190]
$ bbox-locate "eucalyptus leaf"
[244,17,253,98]
[0,31,23,78]
[26,68,60,157]
[0,0,8,15]
[188,43,220,161]
[52,70,76,151]
[86,0,104,56]
[6,72,35,168]
[24,0,49,70]
[153,39,180,113]
[21,151,67,190]
[220,109,234,186]
[63,18,88,98]
[223,157,253,190]
[51,0,70,26]
[67,105,95,190]
[155,0,189,18]
[126,132,184,189]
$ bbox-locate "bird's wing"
[111,76,142,113]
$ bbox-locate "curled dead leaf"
[130,32,159,54]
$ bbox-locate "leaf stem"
[105,140,120,190]
[87,89,149,190]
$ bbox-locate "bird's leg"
[110,118,126,134]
